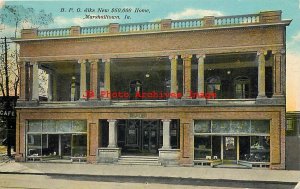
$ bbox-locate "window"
[194,136,211,160]
[234,76,250,99]
[206,77,221,99]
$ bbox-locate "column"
[170,55,178,98]
[31,62,39,101]
[79,59,87,100]
[47,73,53,101]
[103,58,111,100]
[197,54,205,98]
[52,74,57,101]
[257,51,266,98]
[108,119,117,148]
[19,61,26,101]
[273,50,284,97]
[182,55,192,98]
[162,119,171,149]
[89,59,99,100]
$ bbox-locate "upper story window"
[206,76,221,99]
[234,76,250,99]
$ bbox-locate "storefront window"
[56,120,72,132]
[27,121,42,132]
[230,120,250,133]
[251,120,270,134]
[212,120,230,133]
[249,136,270,162]
[27,134,42,156]
[72,120,87,132]
[194,120,211,133]
[194,136,211,159]
[26,120,87,160]
[72,134,87,157]
[194,119,270,163]
[42,120,56,132]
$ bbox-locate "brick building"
[13,10,291,169]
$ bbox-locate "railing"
[80,26,109,35]
[171,19,203,29]
[22,11,282,39]
[119,22,161,32]
[214,14,259,26]
[37,28,71,37]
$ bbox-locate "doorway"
[223,136,237,161]
[142,120,159,153]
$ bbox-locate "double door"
[125,120,160,153]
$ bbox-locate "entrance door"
[142,120,159,153]
[223,136,237,160]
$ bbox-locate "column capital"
[161,119,171,123]
[272,48,285,55]
[196,54,206,59]
[182,54,193,60]
[168,55,178,60]
[29,61,38,66]
[102,58,111,63]
[89,59,99,64]
[78,59,86,64]
[257,49,268,56]
[107,119,117,123]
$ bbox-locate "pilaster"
[79,59,87,100]
[182,55,192,99]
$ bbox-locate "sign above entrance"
[129,113,147,119]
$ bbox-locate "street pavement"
[0,161,299,189]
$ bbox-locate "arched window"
[234,76,250,99]
[206,76,221,99]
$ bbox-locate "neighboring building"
[286,111,300,170]
[13,10,291,169]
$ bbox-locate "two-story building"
[13,10,291,169]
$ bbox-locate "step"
[120,155,159,159]
[117,162,161,166]
[119,157,158,161]
[117,155,161,166]
[214,164,251,169]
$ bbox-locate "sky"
[0,0,299,111]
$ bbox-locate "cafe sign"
[0,109,16,117]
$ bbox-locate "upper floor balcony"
[14,10,291,108]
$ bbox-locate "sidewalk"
[0,162,299,184]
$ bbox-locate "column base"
[158,148,180,166]
[97,147,120,163]
[15,154,25,162]
[16,100,39,107]
[168,98,181,105]
[256,97,285,105]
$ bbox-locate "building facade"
[14,10,290,169]
[286,112,300,170]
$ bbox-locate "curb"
[0,171,298,189]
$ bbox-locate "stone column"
[273,50,284,97]
[162,119,171,149]
[170,55,178,98]
[197,54,205,98]
[89,59,99,100]
[19,61,26,101]
[47,73,53,101]
[79,59,87,100]
[108,119,117,148]
[103,58,111,100]
[182,55,192,99]
[257,51,266,98]
[31,62,39,101]
[52,74,57,101]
